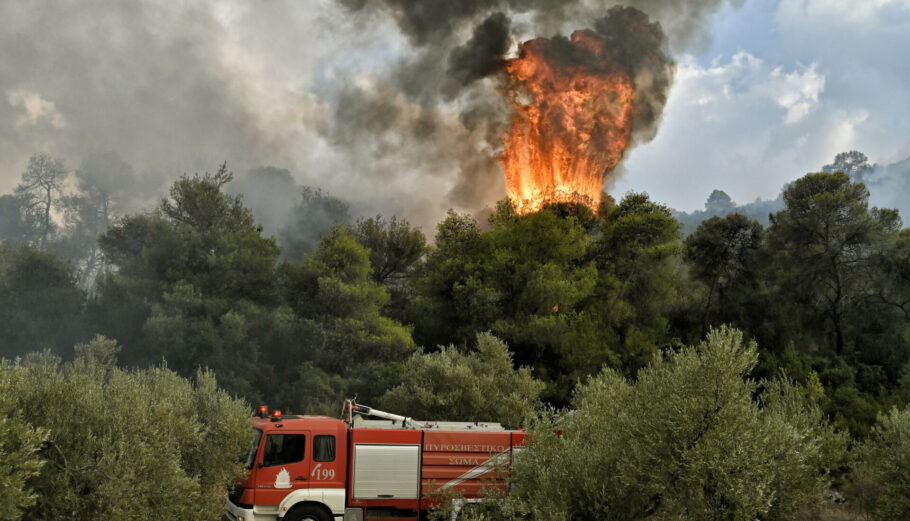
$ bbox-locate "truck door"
[254,429,311,506]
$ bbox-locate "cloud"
[614,51,859,209]
[0,0,739,231]
[771,64,824,124]
[8,91,67,129]
[778,0,910,25]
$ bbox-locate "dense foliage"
[381,332,544,426]
[0,336,251,521]
[508,327,846,521]
[3,152,910,518]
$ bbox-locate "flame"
[501,30,635,215]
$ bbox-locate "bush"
[1,336,252,521]
[0,364,46,521]
[507,326,846,521]
[381,333,544,426]
[853,407,910,519]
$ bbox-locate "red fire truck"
[225,401,526,521]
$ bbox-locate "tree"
[0,364,46,521]
[54,192,112,288]
[507,327,846,521]
[93,165,281,396]
[353,215,426,320]
[410,205,607,404]
[767,172,900,354]
[0,195,35,244]
[2,336,252,521]
[353,215,426,286]
[381,333,544,426]
[279,227,417,408]
[279,187,351,261]
[228,166,299,237]
[593,192,681,372]
[0,243,86,359]
[685,214,763,335]
[869,228,910,321]
[409,211,497,349]
[853,406,910,519]
[485,205,600,402]
[14,153,67,249]
[822,150,873,182]
[54,152,137,287]
[704,189,736,216]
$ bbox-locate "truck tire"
[284,504,331,521]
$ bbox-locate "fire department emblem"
[275,467,291,489]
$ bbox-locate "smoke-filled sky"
[2,0,909,229]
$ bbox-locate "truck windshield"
[244,429,263,469]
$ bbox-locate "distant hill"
[672,189,783,236]
[672,150,910,235]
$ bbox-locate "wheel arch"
[281,500,334,521]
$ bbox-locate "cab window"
[261,434,306,467]
[314,435,336,462]
[244,429,263,469]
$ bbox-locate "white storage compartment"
[352,444,420,499]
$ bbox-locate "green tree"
[767,172,900,354]
[704,189,736,216]
[0,364,46,521]
[93,164,281,397]
[353,215,426,321]
[486,205,600,402]
[14,153,67,249]
[4,336,251,521]
[0,243,86,359]
[279,186,351,261]
[685,214,763,335]
[822,150,873,181]
[381,332,544,426]
[353,215,426,285]
[869,227,910,321]
[410,211,497,349]
[594,192,681,373]
[854,406,910,519]
[508,327,845,521]
[279,227,417,409]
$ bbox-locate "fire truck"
[225,400,526,521]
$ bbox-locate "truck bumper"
[224,499,279,521]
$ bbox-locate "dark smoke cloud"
[446,12,511,92]
[0,3,278,190]
[332,0,738,220]
[594,6,675,142]
[0,1,738,233]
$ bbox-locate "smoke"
[332,0,738,220]
[0,1,738,231]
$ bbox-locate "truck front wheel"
[284,504,331,521]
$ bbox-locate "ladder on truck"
[341,399,508,431]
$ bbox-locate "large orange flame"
[501,30,635,214]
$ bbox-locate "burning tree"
[500,7,675,215]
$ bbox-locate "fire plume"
[501,30,635,215]
[501,30,635,214]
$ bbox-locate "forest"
[2,151,910,520]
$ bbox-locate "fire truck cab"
[226,402,525,521]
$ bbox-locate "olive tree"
[0,364,46,521]
[507,326,846,521]
[381,333,544,426]
[4,336,252,521]
[853,407,910,519]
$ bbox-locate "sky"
[2,0,909,227]
[616,0,910,210]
